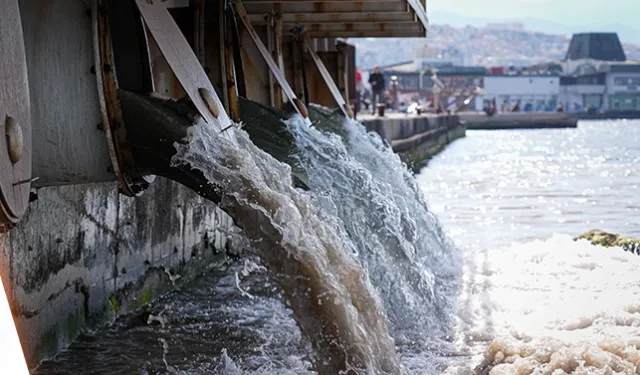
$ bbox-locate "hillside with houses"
[352,23,640,69]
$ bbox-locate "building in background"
[533,32,640,115]
[481,74,560,112]
[414,46,467,69]
[370,32,640,116]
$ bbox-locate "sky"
[428,0,640,42]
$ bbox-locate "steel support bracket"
[134,0,234,137]
[233,0,308,118]
[301,33,353,119]
[0,0,32,233]
[93,0,155,197]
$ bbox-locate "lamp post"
[390,75,399,110]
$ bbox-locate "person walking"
[368,65,385,115]
[355,68,363,119]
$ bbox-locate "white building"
[555,33,640,112]
[480,33,640,113]
[479,75,560,111]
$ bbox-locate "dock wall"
[361,114,465,168]
[459,111,578,129]
[0,178,238,367]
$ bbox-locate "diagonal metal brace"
[233,0,308,118]
[301,33,353,119]
[134,0,234,138]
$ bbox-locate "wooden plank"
[298,22,424,33]
[135,0,233,134]
[303,34,352,118]
[242,0,403,2]
[245,2,407,14]
[248,11,416,24]
[273,11,284,107]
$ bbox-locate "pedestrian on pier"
[355,68,363,119]
[369,65,385,115]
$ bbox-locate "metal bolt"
[198,87,220,118]
[13,177,39,186]
[5,116,23,164]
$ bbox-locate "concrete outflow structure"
[0,0,428,368]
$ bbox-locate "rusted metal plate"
[295,30,423,39]
[244,2,408,15]
[243,0,428,38]
[242,0,406,2]
[0,0,32,230]
[248,12,416,24]
[94,0,154,197]
[234,0,307,117]
[297,22,424,34]
[135,0,233,134]
[303,34,352,118]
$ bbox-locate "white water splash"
[445,234,640,374]
[171,115,400,374]
[287,109,461,344]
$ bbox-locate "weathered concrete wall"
[361,113,465,168]
[0,178,238,368]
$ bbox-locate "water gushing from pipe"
[170,117,401,375]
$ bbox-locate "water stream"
[34,116,640,375]
[169,113,401,374]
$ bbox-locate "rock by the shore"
[574,229,640,255]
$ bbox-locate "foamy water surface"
[420,120,640,374]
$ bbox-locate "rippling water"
[420,120,640,374]
[35,119,640,374]
[418,120,640,249]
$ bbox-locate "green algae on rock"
[574,229,640,255]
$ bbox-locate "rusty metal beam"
[234,0,308,117]
[267,14,276,107]
[242,0,406,2]
[193,0,205,65]
[248,12,416,24]
[304,31,422,38]
[275,13,285,82]
[303,33,352,118]
[289,22,425,37]
[266,11,285,107]
[244,2,408,14]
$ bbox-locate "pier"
[459,111,578,129]
[360,113,465,167]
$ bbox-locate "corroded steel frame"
[234,0,308,118]
[93,0,154,197]
[302,33,353,118]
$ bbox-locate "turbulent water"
[36,118,640,375]
[170,114,402,374]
